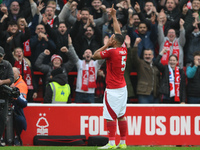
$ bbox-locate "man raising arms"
[93,5,128,149]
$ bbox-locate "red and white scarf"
[23,39,31,56]
[81,60,97,91]
[47,18,54,28]
[14,58,33,90]
[161,40,179,66]
[169,65,180,102]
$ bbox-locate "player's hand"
[44,49,50,55]
[110,4,116,18]
[134,37,142,47]
[106,34,115,47]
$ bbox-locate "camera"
[0,85,20,98]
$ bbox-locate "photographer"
[0,46,14,146]
[10,67,28,145]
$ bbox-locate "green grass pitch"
[1,146,200,150]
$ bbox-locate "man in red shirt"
[93,5,127,149]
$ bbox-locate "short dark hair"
[169,54,178,61]
[8,21,17,26]
[81,7,90,13]
[114,34,124,45]
[193,51,200,57]
[138,22,147,28]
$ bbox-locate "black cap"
[0,46,4,57]
[51,68,63,77]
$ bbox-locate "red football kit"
[100,43,127,89]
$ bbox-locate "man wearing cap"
[44,68,71,103]
[0,46,14,146]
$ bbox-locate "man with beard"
[74,49,104,103]
[127,21,157,58]
[70,13,103,59]
[131,38,160,103]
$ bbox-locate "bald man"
[11,67,28,99]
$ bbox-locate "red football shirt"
[100,43,127,89]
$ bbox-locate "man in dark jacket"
[42,15,69,63]
[44,68,71,103]
[70,15,103,59]
[0,20,30,65]
[186,51,200,104]
[30,24,56,71]
[0,46,14,146]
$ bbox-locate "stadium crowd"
[0,0,200,104]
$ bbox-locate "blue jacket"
[127,23,157,58]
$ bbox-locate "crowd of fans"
[0,0,200,104]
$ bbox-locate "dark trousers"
[0,100,8,137]
[75,92,95,103]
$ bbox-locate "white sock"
[120,140,125,144]
[109,140,115,146]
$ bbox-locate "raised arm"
[110,4,121,34]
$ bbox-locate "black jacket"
[44,73,71,103]
[70,20,103,59]
[44,23,69,63]
[187,65,200,97]
[154,55,186,102]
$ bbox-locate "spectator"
[127,19,157,58]
[134,1,158,25]
[42,15,69,63]
[0,17,30,65]
[89,0,107,20]
[70,14,103,59]
[74,49,104,103]
[127,13,140,32]
[30,0,71,30]
[115,0,129,27]
[131,38,160,103]
[184,19,200,65]
[13,47,37,102]
[44,67,71,103]
[0,1,36,29]
[64,3,108,27]
[154,48,186,104]
[17,17,32,58]
[158,18,185,68]
[11,67,28,146]
[186,51,200,104]
[35,35,77,84]
[163,0,181,32]
[30,23,56,71]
